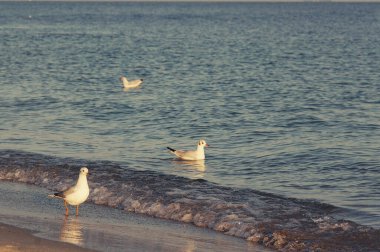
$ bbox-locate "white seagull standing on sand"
[167,139,209,161]
[49,167,90,216]
[120,76,143,88]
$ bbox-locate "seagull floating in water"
[49,167,90,216]
[120,76,143,88]
[167,139,209,161]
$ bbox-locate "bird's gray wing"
[54,186,76,198]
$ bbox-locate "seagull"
[120,76,143,88]
[167,139,209,161]
[49,167,90,216]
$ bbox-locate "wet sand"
[0,181,271,252]
[0,222,94,252]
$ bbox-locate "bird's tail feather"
[167,147,176,152]
[48,193,63,199]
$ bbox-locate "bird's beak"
[206,144,210,147]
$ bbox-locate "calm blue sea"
[1,1,379,238]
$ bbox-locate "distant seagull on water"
[49,167,90,216]
[120,76,143,88]
[167,139,209,161]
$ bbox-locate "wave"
[0,150,379,251]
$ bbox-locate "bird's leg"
[64,200,69,216]
[76,205,79,216]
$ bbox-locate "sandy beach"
[0,181,270,252]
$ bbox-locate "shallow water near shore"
[0,181,268,252]
[1,0,380,244]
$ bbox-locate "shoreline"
[1,150,379,251]
[0,181,270,252]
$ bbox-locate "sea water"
[1,2,380,250]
